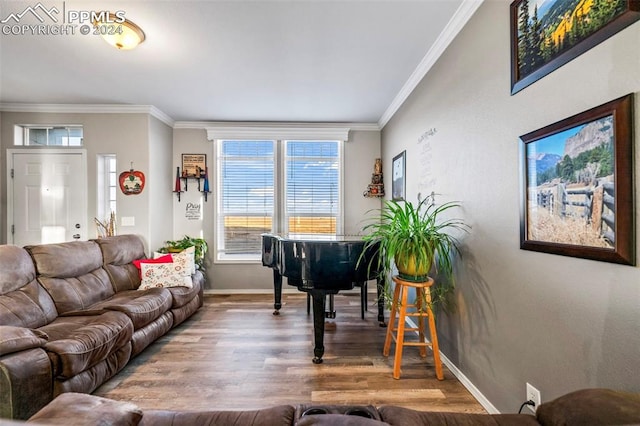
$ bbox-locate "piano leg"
[310,289,327,364]
[377,276,386,326]
[273,270,283,315]
[326,294,336,319]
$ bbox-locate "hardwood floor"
[94,293,486,413]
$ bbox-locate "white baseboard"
[404,317,499,414]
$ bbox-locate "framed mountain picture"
[510,0,640,94]
[518,94,634,265]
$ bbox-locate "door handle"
[73,234,81,239]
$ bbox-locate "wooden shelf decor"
[363,158,385,198]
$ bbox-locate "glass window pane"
[285,140,340,235]
[27,129,47,146]
[49,127,68,145]
[218,140,274,259]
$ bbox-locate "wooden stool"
[383,275,443,380]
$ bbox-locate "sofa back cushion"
[26,241,115,314]
[0,245,58,328]
[93,235,146,292]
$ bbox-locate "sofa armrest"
[536,388,640,426]
[0,347,53,420]
[0,326,48,356]
[27,392,143,425]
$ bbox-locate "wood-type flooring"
[94,293,486,413]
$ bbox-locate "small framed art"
[392,151,406,201]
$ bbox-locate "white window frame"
[14,125,83,146]
[97,154,117,222]
[281,140,344,237]
[208,125,349,264]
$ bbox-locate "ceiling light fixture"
[94,13,145,50]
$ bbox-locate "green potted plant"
[157,235,208,272]
[360,194,468,311]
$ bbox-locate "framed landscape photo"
[519,93,634,265]
[182,154,207,178]
[392,151,406,201]
[510,0,640,94]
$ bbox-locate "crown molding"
[205,123,351,141]
[0,103,175,127]
[378,0,484,129]
[175,121,379,132]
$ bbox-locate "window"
[217,140,274,261]
[14,125,83,146]
[215,139,342,262]
[285,141,340,234]
[97,154,117,221]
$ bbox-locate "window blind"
[217,140,274,259]
[285,140,340,235]
[215,139,342,262]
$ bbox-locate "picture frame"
[181,154,207,178]
[392,151,406,201]
[519,93,634,265]
[510,0,640,95]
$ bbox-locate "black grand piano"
[261,233,383,364]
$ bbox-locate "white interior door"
[9,150,87,246]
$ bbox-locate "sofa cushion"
[168,274,202,309]
[536,388,640,426]
[27,241,115,314]
[139,262,193,290]
[93,235,147,292]
[0,326,48,356]
[92,289,173,329]
[0,246,58,328]
[0,281,59,329]
[133,254,173,277]
[378,406,540,426]
[0,245,38,292]
[41,311,133,378]
[53,344,132,396]
[27,241,103,279]
[169,246,196,275]
[27,392,142,425]
[140,405,296,426]
[296,414,390,426]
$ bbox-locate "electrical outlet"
[526,383,541,411]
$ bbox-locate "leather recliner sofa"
[0,234,204,420]
[21,388,640,426]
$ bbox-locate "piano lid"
[262,233,366,243]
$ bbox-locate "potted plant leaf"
[360,194,468,312]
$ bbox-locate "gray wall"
[381,1,639,413]
[171,127,381,291]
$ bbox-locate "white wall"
[0,112,154,250]
[148,116,174,251]
[171,127,381,290]
[381,1,639,413]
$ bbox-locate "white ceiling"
[0,0,481,126]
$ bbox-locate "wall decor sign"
[119,166,145,195]
[519,93,634,265]
[392,150,406,201]
[510,0,640,94]
[182,154,207,178]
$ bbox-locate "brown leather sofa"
[22,388,640,425]
[0,235,204,420]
